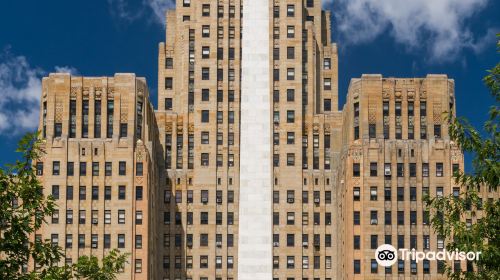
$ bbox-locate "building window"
[117,234,125,248]
[36,162,44,176]
[54,123,62,137]
[370,187,378,201]
[201,153,209,166]
[201,67,210,80]
[353,163,360,177]
[165,77,173,90]
[287,68,295,80]
[324,78,332,90]
[324,99,331,111]
[434,124,442,139]
[119,161,126,175]
[353,187,360,201]
[202,25,210,37]
[118,186,126,200]
[287,153,295,166]
[199,110,210,123]
[52,161,60,175]
[397,163,404,177]
[436,163,444,177]
[104,162,112,176]
[287,47,295,59]
[287,110,295,123]
[370,211,378,225]
[369,124,376,138]
[354,260,361,274]
[353,211,360,225]
[370,162,378,176]
[422,163,429,177]
[287,5,295,16]
[287,26,295,38]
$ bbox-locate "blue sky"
[0,0,498,169]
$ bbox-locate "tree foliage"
[0,133,127,279]
[426,34,500,279]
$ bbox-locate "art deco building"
[156,0,338,279]
[335,74,463,279]
[32,1,486,280]
[34,73,161,280]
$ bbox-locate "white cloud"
[146,0,175,25]
[334,0,495,62]
[54,66,79,75]
[0,49,77,136]
[107,0,175,25]
[107,0,143,22]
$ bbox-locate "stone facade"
[33,1,493,280]
[336,74,462,279]
[35,73,160,280]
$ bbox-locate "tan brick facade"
[33,1,491,280]
[35,73,160,280]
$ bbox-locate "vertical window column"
[107,100,114,138]
[69,100,76,138]
[94,100,101,138]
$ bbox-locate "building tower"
[156,0,339,279]
[35,73,160,280]
[336,74,463,279]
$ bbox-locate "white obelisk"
[237,0,272,279]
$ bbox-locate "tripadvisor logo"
[375,244,482,267]
[375,244,398,267]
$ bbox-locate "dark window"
[370,162,378,176]
[52,161,60,175]
[79,162,86,176]
[136,186,143,200]
[92,162,99,176]
[165,78,173,90]
[354,260,361,274]
[165,58,173,69]
[165,98,173,110]
[51,185,59,199]
[354,235,360,249]
[397,163,404,177]
[118,186,126,200]
[324,99,331,111]
[67,162,74,176]
[201,110,209,123]
[353,211,360,225]
[287,110,295,123]
[54,123,62,137]
[66,186,73,200]
[273,69,280,81]
[202,68,210,80]
[36,162,44,176]
[369,124,376,138]
[385,211,392,225]
[287,89,295,102]
[353,163,360,177]
[436,163,444,177]
[91,186,98,200]
[79,186,86,200]
[287,47,295,59]
[273,48,279,60]
[397,187,404,201]
[119,161,126,176]
[136,162,143,176]
[434,125,442,139]
[409,163,416,177]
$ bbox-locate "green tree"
[0,133,127,279]
[426,34,500,279]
